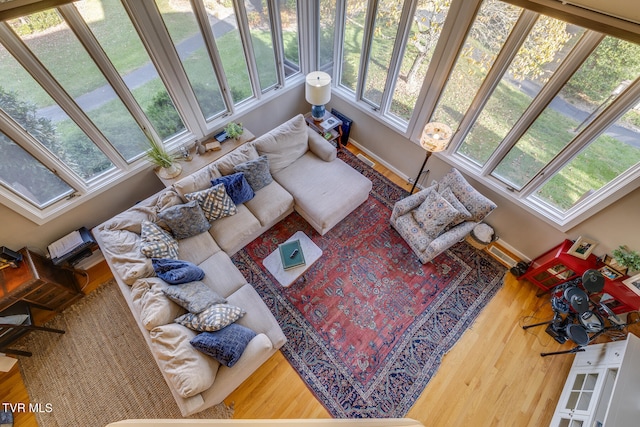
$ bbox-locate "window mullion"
[57,4,158,150]
[332,0,346,78]
[233,0,262,99]
[299,0,315,73]
[267,0,286,87]
[191,0,235,114]
[378,0,415,118]
[0,22,128,170]
[409,0,483,140]
[355,0,379,105]
[521,75,640,199]
[483,30,605,176]
[450,9,539,172]
[123,0,206,136]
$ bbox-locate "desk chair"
[0,301,65,357]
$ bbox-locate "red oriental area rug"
[231,150,506,417]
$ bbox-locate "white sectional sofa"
[93,114,372,416]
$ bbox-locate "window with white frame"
[330,0,640,229]
[0,0,300,224]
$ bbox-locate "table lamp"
[410,122,452,193]
[305,71,332,121]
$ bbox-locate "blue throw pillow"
[152,258,205,284]
[190,323,256,367]
[211,172,254,205]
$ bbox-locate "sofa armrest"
[421,221,477,263]
[307,127,337,162]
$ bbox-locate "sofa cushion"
[173,163,222,201]
[411,189,459,241]
[211,172,254,205]
[163,281,227,314]
[233,155,273,191]
[244,180,293,227]
[152,258,205,284]
[149,323,220,398]
[140,220,179,259]
[254,114,309,174]
[208,204,262,255]
[97,227,154,285]
[185,184,237,222]
[439,187,472,227]
[438,168,496,222]
[214,143,259,176]
[158,201,211,239]
[190,323,257,367]
[274,152,372,235]
[175,304,245,332]
[177,231,221,266]
[226,284,287,349]
[131,278,185,330]
[197,251,248,298]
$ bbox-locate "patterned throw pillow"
[211,172,255,205]
[158,201,210,239]
[175,304,245,332]
[411,189,459,242]
[185,184,237,222]
[233,155,273,191]
[190,323,257,367]
[439,187,472,227]
[140,220,179,259]
[162,281,227,314]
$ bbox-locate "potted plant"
[224,122,244,140]
[612,245,640,274]
[144,130,182,178]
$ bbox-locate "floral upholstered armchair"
[390,168,497,264]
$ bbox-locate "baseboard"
[348,140,412,184]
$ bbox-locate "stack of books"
[278,239,305,270]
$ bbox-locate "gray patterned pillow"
[233,155,273,191]
[439,187,472,227]
[140,220,179,259]
[411,189,459,241]
[158,201,210,239]
[185,183,237,222]
[175,304,245,332]
[162,281,226,314]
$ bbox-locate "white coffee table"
[262,231,322,287]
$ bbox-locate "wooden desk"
[305,112,343,149]
[155,129,255,187]
[0,248,82,312]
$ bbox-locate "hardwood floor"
[2,144,636,426]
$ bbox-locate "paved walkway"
[37,15,237,122]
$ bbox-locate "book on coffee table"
[279,239,305,270]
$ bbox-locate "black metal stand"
[410,150,433,194]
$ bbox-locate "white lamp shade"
[305,71,332,105]
[420,122,452,152]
